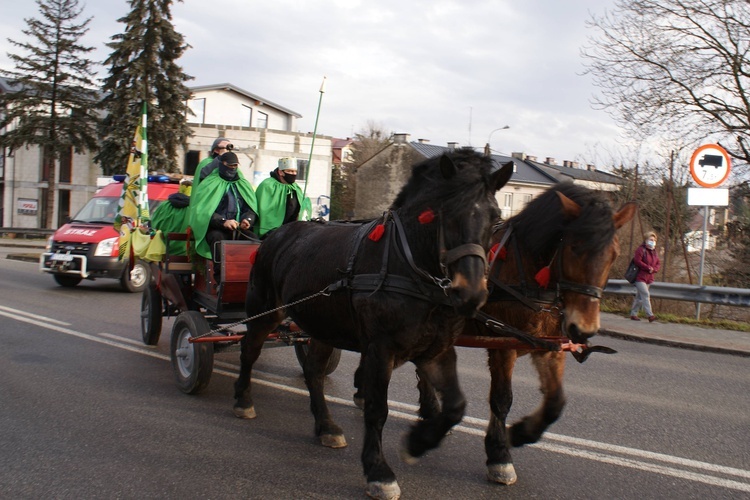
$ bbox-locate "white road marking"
[0,304,71,326]
[2,305,749,492]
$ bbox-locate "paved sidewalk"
[3,237,749,357]
[599,312,750,357]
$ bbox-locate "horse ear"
[613,201,637,229]
[491,161,514,192]
[556,191,581,219]
[439,154,458,179]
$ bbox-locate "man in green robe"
[188,152,258,261]
[150,178,192,256]
[192,137,233,193]
[255,157,312,238]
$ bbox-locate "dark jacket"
[633,243,661,285]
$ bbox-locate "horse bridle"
[488,223,603,316]
[390,209,488,291]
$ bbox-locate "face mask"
[284,174,297,184]
[219,162,238,181]
[646,240,656,249]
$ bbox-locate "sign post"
[688,144,731,319]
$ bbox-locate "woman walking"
[630,231,661,322]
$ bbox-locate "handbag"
[625,259,639,284]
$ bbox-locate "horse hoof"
[487,463,517,485]
[233,405,257,419]
[365,480,401,500]
[320,433,347,448]
[353,395,365,410]
[399,439,419,465]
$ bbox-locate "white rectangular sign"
[687,188,729,206]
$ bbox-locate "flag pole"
[302,76,326,202]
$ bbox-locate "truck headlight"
[95,236,118,257]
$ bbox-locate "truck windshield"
[70,196,165,224]
[71,197,120,223]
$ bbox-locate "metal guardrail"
[0,227,55,239]
[605,279,750,307]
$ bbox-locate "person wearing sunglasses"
[193,137,234,191]
[255,157,312,238]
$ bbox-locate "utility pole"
[661,151,674,282]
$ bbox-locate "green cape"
[191,156,214,193]
[151,199,190,256]
[188,169,258,258]
[255,176,312,237]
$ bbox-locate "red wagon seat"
[218,240,260,303]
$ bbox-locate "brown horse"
[353,182,636,485]
[449,182,635,484]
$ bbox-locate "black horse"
[234,149,513,500]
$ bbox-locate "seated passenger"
[150,178,192,256]
[255,157,312,238]
[188,152,258,281]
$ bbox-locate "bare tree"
[582,0,750,165]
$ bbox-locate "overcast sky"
[0,0,628,167]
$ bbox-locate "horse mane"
[390,148,495,216]
[509,182,616,262]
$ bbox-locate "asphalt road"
[1,254,749,499]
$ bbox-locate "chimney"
[563,160,571,167]
[447,141,459,151]
[570,161,579,169]
[546,157,556,165]
[511,152,526,160]
[587,164,596,171]
[393,133,410,145]
[526,155,537,162]
[417,138,430,144]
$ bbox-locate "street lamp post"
[484,125,510,155]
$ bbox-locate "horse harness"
[327,210,487,308]
[487,222,604,316]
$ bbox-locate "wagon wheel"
[294,344,342,375]
[170,311,214,394]
[140,283,163,345]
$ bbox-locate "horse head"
[552,190,636,343]
[392,149,513,315]
[504,183,636,344]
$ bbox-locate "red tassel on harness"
[488,244,507,262]
[368,224,385,242]
[418,209,435,224]
[535,266,551,288]
[249,249,258,265]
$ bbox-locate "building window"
[57,189,70,227]
[184,150,200,176]
[59,147,73,183]
[503,193,513,208]
[241,105,252,127]
[521,194,531,207]
[257,111,268,129]
[296,159,308,181]
[188,98,206,124]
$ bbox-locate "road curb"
[598,328,750,358]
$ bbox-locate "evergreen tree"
[97,0,193,175]
[0,0,99,229]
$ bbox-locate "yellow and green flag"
[114,102,150,261]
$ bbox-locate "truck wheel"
[121,259,150,293]
[141,284,163,345]
[171,311,214,394]
[295,344,342,375]
[53,274,82,287]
